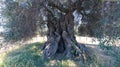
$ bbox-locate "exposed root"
[42,31,89,63]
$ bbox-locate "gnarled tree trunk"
[42,11,88,62]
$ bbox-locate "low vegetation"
[0,41,119,67]
[0,42,78,67]
[104,46,120,67]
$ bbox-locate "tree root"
[42,31,89,63]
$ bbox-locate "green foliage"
[99,44,113,50]
[78,1,120,39]
[2,0,45,42]
[97,1,120,50]
[99,37,113,50]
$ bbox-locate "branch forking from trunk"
[41,0,90,63]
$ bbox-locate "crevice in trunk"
[42,12,89,63]
[57,37,65,53]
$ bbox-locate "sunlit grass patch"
[1,42,78,67]
[3,42,45,67]
[0,53,7,67]
[45,60,76,67]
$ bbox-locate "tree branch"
[48,2,69,13]
[43,4,54,17]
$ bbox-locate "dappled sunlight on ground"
[0,53,6,66]
[0,35,103,67]
[114,40,120,47]
[0,36,119,67]
[0,42,81,67]
[76,36,99,45]
[30,35,47,43]
[30,35,100,45]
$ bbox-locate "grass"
[0,53,6,67]
[1,41,119,67]
[0,42,77,67]
[98,41,120,67]
[104,46,120,67]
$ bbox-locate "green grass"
[99,42,120,67]
[1,42,118,67]
[1,42,77,67]
[105,47,120,67]
[0,53,6,67]
[2,42,45,67]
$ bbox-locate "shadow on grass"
[103,46,120,67]
[2,42,79,67]
[2,42,119,67]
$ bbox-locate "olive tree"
[2,0,102,62]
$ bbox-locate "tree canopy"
[1,0,102,42]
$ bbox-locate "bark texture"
[42,11,88,62]
[40,0,92,63]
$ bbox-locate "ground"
[0,36,120,67]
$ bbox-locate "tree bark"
[42,12,88,62]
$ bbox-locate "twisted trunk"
[42,12,88,62]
